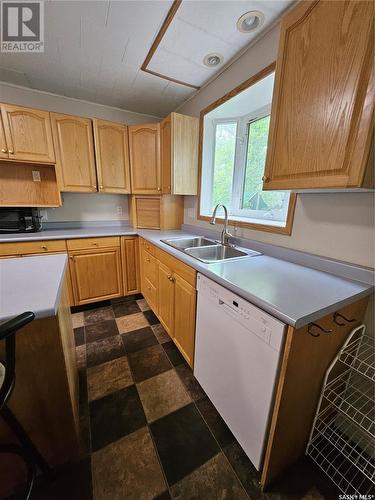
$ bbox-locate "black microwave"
[0,208,42,233]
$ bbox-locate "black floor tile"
[90,385,147,452]
[175,364,206,401]
[86,335,126,368]
[196,397,235,448]
[71,300,111,314]
[85,320,119,343]
[150,403,220,486]
[113,300,141,318]
[74,327,85,347]
[223,441,261,499]
[121,326,158,354]
[111,293,143,304]
[143,309,160,325]
[162,341,186,367]
[127,344,172,383]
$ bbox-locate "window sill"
[198,193,297,236]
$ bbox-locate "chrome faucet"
[210,204,233,246]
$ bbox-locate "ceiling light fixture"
[237,10,265,33]
[203,53,224,67]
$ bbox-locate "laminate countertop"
[0,253,68,322]
[0,227,373,328]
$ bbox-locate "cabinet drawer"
[156,247,196,287]
[0,239,66,256]
[140,238,156,256]
[66,236,120,251]
[143,276,158,314]
[142,249,158,286]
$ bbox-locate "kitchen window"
[199,67,295,234]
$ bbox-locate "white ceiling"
[0,0,292,117]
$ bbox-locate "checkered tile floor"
[30,295,339,500]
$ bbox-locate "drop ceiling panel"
[148,0,292,87]
[0,0,291,116]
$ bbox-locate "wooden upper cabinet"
[93,119,130,194]
[128,123,161,194]
[51,112,97,192]
[161,115,172,194]
[264,0,375,190]
[0,114,8,159]
[161,112,199,195]
[1,104,55,163]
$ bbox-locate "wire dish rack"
[306,324,375,495]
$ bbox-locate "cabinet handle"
[1,148,7,153]
[307,322,333,337]
[69,255,74,261]
[157,187,161,191]
[100,185,103,189]
[41,245,47,250]
[333,312,356,326]
[168,275,175,282]
[8,149,14,154]
[92,242,98,246]
[146,257,150,262]
[262,175,269,182]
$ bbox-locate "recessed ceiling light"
[203,53,224,67]
[237,10,265,33]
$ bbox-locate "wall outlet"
[39,209,48,221]
[32,170,41,182]
[116,206,123,217]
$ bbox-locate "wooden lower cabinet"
[139,238,197,367]
[121,236,140,296]
[173,274,196,367]
[69,247,122,305]
[158,262,175,336]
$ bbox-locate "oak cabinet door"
[121,236,140,295]
[93,119,130,193]
[158,262,174,337]
[128,123,161,194]
[0,114,9,159]
[139,246,159,314]
[69,248,122,305]
[51,113,97,192]
[161,116,172,194]
[1,104,55,163]
[173,274,196,367]
[264,0,374,190]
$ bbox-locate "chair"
[0,311,52,500]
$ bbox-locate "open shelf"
[323,369,374,438]
[307,325,374,495]
[308,429,374,495]
[338,333,375,382]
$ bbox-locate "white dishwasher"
[194,274,286,470]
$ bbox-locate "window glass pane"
[212,122,237,208]
[242,116,289,221]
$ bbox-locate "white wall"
[178,25,375,269]
[0,82,160,223]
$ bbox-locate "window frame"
[197,62,297,236]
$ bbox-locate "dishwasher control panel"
[197,274,286,351]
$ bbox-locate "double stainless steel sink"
[161,236,260,263]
